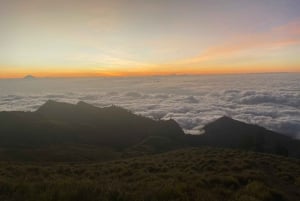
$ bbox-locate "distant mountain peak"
[216,115,233,121]
[40,100,69,107]
[24,75,36,79]
[37,100,75,113]
[37,100,128,113]
[76,101,94,108]
[76,101,101,111]
[206,116,245,127]
[76,101,89,106]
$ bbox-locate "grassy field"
[0,147,299,201]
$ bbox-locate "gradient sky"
[1,0,300,78]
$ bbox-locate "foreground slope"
[0,148,299,201]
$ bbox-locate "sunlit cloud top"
[1,0,300,77]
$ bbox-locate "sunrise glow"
[1,0,300,78]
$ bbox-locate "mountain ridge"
[0,100,299,161]
[23,75,36,79]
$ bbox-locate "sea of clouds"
[0,73,299,138]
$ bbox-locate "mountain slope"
[0,147,299,201]
[185,116,300,158]
[0,101,184,161]
[0,101,299,161]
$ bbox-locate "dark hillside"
[185,116,300,158]
[0,101,184,161]
[0,101,299,161]
[0,148,299,201]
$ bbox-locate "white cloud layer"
[0,73,299,138]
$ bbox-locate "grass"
[0,147,299,201]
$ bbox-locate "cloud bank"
[0,73,299,138]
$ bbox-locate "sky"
[0,0,300,78]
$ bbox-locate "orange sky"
[0,0,300,78]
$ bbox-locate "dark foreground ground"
[0,147,299,201]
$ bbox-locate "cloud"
[183,96,199,104]
[238,93,300,107]
[0,73,299,137]
[124,92,143,98]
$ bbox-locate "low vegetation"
[0,147,299,201]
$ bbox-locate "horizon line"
[0,71,299,80]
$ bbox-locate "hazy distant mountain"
[0,101,299,161]
[23,75,36,79]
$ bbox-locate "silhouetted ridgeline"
[0,101,183,161]
[185,116,300,158]
[0,100,299,161]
